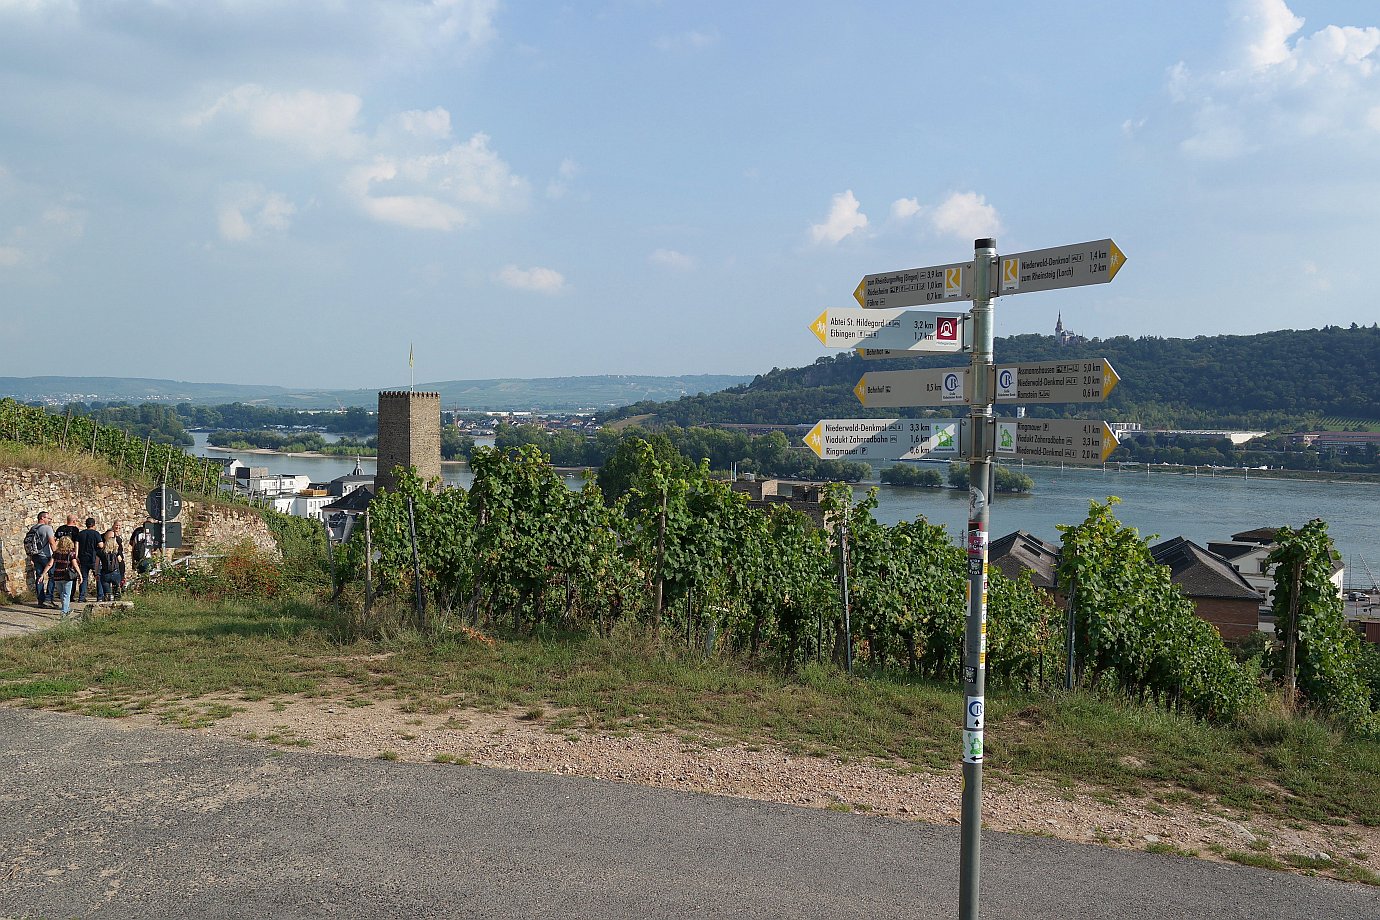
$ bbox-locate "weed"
[1224,851,1284,870]
[377,750,399,761]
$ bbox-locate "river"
[191,434,1379,579]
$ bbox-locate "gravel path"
[97,691,1380,885]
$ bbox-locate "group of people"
[23,512,158,619]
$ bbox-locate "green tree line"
[600,325,1380,432]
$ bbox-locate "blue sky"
[2,1,1378,389]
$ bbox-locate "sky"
[2,0,1379,389]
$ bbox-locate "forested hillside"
[602,326,1380,429]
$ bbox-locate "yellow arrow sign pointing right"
[1102,359,1121,397]
[1100,421,1119,462]
[1106,240,1127,282]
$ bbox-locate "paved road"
[1,709,1375,919]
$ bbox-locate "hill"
[600,326,1380,429]
[0,374,752,412]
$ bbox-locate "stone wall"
[0,465,278,600]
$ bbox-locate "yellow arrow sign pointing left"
[853,279,866,307]
[809,310,829,345]
[853,376,867,406]
[805,421,825,458]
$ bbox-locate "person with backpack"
[76,517,103,602]
[130,518,155,575]
[97,530,123,601]
[24,512,56,608]
[43,535,80,619]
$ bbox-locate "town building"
[1148,537,1261,639]
[988,530,1063,605]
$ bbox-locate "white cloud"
[929,191,1001,241]
[1168,0,1380,158]
[809,190,867,245]
[392,107,453,141]
[496,264,565,293]
[217,184,295,242]
[890,197,922,220]
[546,158,579,200]
[345,160,466,231]
[0,164,85,269]
[654,29,720,52]
[649,248,693,271]
[188,84,365,159]
[189,88,528,232]
[1233,0,1304,68]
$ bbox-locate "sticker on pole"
[963,729,984,764]
[966,697,984,730]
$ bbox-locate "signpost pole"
[960,238,996,920]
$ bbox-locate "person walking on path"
[76,517,102,602]
[24,512,55,608]
[43,535,80,620]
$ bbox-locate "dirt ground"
[91,690,1379,884]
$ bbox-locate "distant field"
[1319,417,1380,431]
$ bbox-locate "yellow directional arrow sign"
[855,368,969,408]
[997,239,1128,296]
[854,260,973,309]
[809,307,967,352]
[993,358,1122,404]
[805,418,962,462]
[994,419,1119,466]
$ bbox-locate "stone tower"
[375,391,442,494]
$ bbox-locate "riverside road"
[1,709,1374,920]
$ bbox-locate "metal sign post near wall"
[809,234,1127,920]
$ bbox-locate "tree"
[1268,520,1378,734]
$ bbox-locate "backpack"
[24,526,45,556]
[51,552,74,580]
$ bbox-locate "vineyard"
[1,397,226,497]
[334,444,1379,735]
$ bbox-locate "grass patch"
[1225,851,1285,870]
[1,592,1378,837]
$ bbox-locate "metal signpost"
[808,234,1127,920]
[809,307,968,352]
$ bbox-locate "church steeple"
[1055,312,1064,336]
